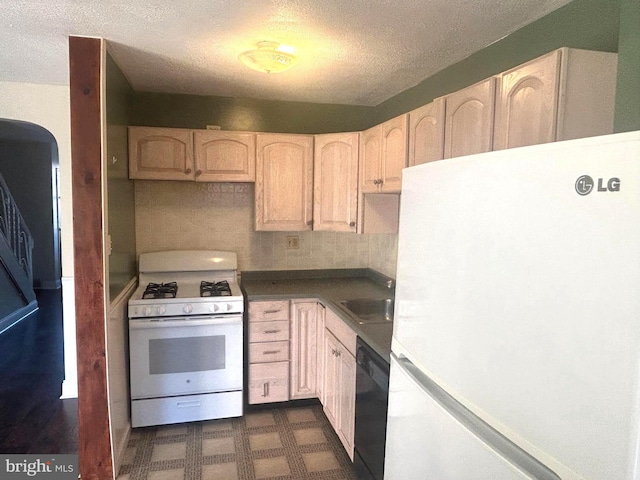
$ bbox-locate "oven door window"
[129,316,243,399]
[149,335,225,374]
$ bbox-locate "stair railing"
[0,172,34,281]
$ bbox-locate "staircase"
[0,172,37,334]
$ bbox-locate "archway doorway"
[0,119,77,453]
[0,119,61,294]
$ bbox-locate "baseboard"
[0,300,38,335]
[60,379,78,399]
[37,279,62,290]
[114,422,132,477]
[60,276,78,399]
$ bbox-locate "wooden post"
[69,35,113,480]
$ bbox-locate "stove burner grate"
[142,282,178,299]
[200,280,231,297]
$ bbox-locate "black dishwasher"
[354,337,390,480]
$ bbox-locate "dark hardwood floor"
[0,288,78,453]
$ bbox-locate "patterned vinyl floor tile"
[117,403,358,480]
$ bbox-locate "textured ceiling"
[1,0,573,106]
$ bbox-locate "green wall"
[374,0,620,122]
[132,93,375,134]
[614,0,640,132]
[106,53,137,301]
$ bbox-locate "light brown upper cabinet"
[444,78,497,159]
[313,133,359,232]
[408,98,445,166]
[129,127,256,182]
[493,48,618,150]
[255,133,314,231]
[359,124,382,193]
[129,127,194,181]
[193,130,255,181]
[360,114,408,193]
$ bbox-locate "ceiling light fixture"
[239,41,297,74]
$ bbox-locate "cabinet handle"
[195,169,202,177]
[264,329,281,334]
[263,309,281,314]
[349,222,356,227]
[307,220,313,226]
[263,350,281,355]
[336,350,341,357]
[185,168,192,174]
[262,382,269,397]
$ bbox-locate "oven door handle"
[129,316,242,329]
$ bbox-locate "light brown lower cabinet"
[322,329,356,460]
[248,361,289,404]
[248,300,290,404]
[290,301,319,399]
[322,307,357,460]
[247,299,356,460]
[316,304,326,403]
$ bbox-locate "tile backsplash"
[134,181,398,277]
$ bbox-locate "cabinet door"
[409,98,445,166]
[380,114,408,192]
[193,130,256,182]
[255,134,314,231]
[313,133,359,232]
[128,127,194,180]
[290,302,318,399]
[359,124,382,193]
[493,50,561,151]
[337,346,356,460]
[444,78,496,159]
[322,328,356,459]
[323,330,340,429]
[316,304,326,404]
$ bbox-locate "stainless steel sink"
[336,298,394,325]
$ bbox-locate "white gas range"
[128,250,244,428]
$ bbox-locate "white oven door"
[129,315,243,400]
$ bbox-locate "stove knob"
[209,304,220,312]
[157,306,166,315]
[183,304,193,314]
[144,307,152,316]
[226,303,233,312]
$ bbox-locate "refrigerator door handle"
[394,354,561,480]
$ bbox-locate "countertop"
[240,268,394,363]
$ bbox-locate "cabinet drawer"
[249,301,290,321]
[249,341,290,363]
[249,320,290,342]
[248,361,289,404]
[325,308,357,356]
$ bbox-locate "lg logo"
[575,175,620,196]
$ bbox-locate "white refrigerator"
[385,131,640,480]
